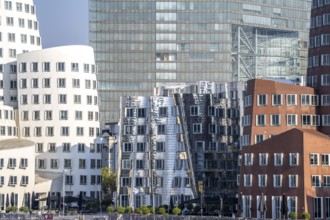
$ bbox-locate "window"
[271,114,280,126]
[272,94,282,106]
[33,111,40,120]
[124,125,132,135]
[42,78,50,88]
[244,153,253,166]
[135,142,145,152]
[84,64,89,73]
[136,160,144,169]
[85,80,91,89]
[0,158,3,168]
[172,177,181,188]
[76,127,84,136]
[159,107,167,117]
[75,111,82,120]
[32,94,39,104]
[322,154,330,166]
[289,175,298,188]
[50,159,59,169]
[59,110,68,120]
[65,175,73,185]
[254,135,264,144]
[36,143,43,153]
[64,159,72,169]
[289,153,299,166]
[193,123,202,134]
[46,127,54,136]
[156,159,164,169]
[72,95,81,105]
[79,159,86,169]
[257,94,267,106]
[156,142,165,152]
[122,160,131,170]
[9,176,17,185]
[274,153,283,166]
[242,115,251,127]
[190,106,199,116]
[137,125,146,135]
[324,176,330,187]
[61,127,69,136]
[273,175,282,187]
[57,62,65,71]
[20,158,28,168]
[73,79,80,88]
[244,174,252,187]
[58,78,66,88]
[287,114,297,126]
[34,127,42,136]
[241,96,252,108]
[157,124,166,134]
[0,176,4,185]
[137,108,146,118]
[87,95,92,104]
[88,111,93,120]
[256,114,266,126]
[44,94,51,104]
[311,153,319,165]
[314,197,323,219]
[135,177,143,187]
[62,143,71,152]
[23,127,30,136]
[48,143,56,152]
[258,174,267,187]
[20,175,28,185]
[42,62,50,72]
[31,62,38,72]
[59,94,67,104]
[312,176,321,187]
[80,175,87,185]
[38,159,46,169]
[45,111,52,120]
[71,63,79,72]
[259,153,268,166]
[125,108,133,117]
[123,142,132,152]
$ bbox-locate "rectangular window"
[57,62,65,71]
[159,107,167,117]
[59,94,67,104]
[48,143,56,152]
[258,174,267,187]
[274,153,283,166]
[312,175,321,187]
[259,153,268,166]
[256,114,266,126]
[156,159,164,170]
[136,160,144,169]
[287,114,297,126]
[271,114,280,126]
[255,134,264,144]
[314,197,323,219]
[58,78,66,88]
[324,176,330,187]
[50,159,59,169]
[71,63,79,72]
[137,142,145,152]
[190,106,199,116]
[193,123,202,134]
[137,125,146,135]
[272,94,282,106]
[289,153,299,166]
[244,153,253,166]
[20,158,28,168]
[244,174,252,187]
[45,110,52,120]
[123,142,132,152]
[72,79,80,88]
[64,159,72,169]
[273,174,282,187]
[157,124,166,134]
[122,160,131,170]
[311,153,319,165]
[289,175,298,188]
[322,154,330,166]
[79,159,86,169]
[137,108,146,118]
[257,94,267,106]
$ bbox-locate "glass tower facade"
[89,0,311,125]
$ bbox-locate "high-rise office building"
[89,0,311,125]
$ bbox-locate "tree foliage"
[101,168,117,194]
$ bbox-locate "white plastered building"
[16,45,101,208]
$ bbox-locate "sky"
[33,0,89,48]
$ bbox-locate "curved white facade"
[0,0,42,106]
[0,138,35,211]
[17,46,101,199]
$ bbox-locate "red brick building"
[239,78,330,219]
